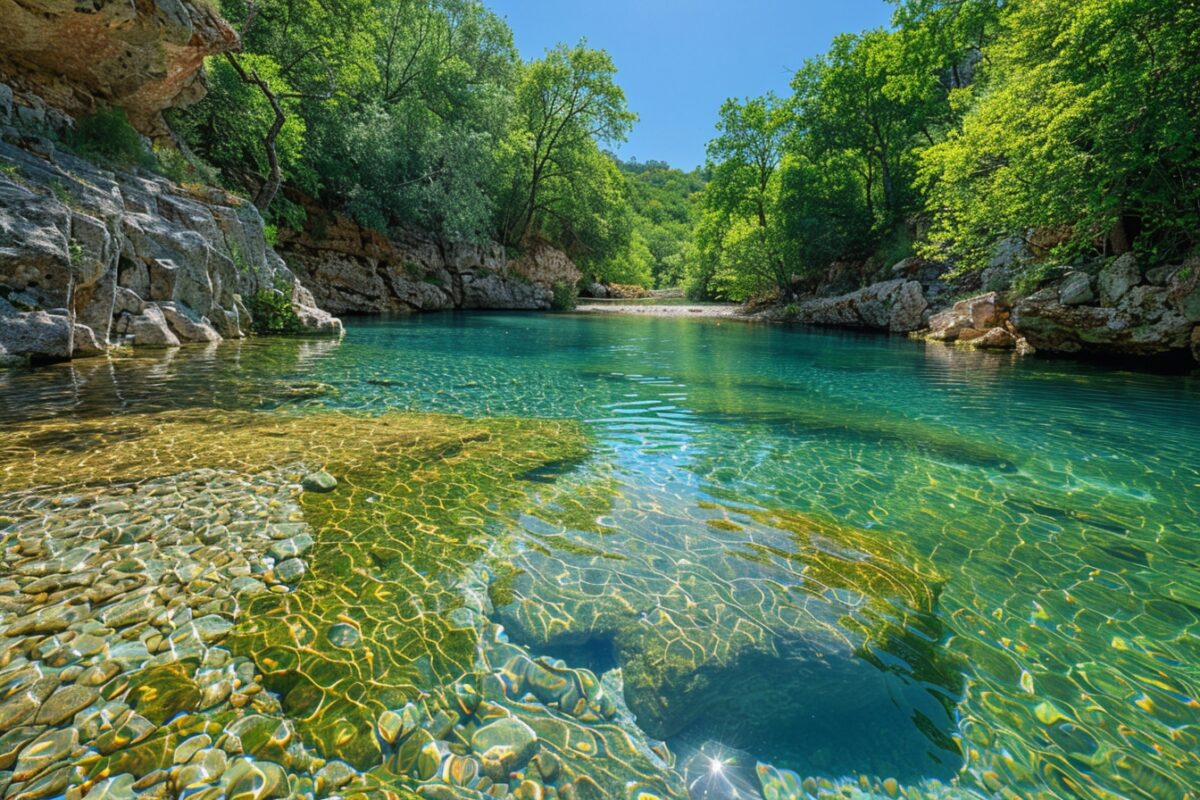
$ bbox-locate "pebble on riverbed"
[300,472,338,493]
[0,467,336,800]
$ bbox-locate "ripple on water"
[1,314,1198,800]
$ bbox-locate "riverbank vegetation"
[167,0,1198,302]
[170,0,679,288]
[690,0,1200,301]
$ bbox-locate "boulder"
[1167,265,1200,323]
[1058,271,1094,306]
[924,292,1012,346]
[790,279,928,333]
[1013,284,1193,359]
[127,305,180,348]
[159,302,221,343]
[980,235,1033,292]
[72,323,104,356]
[0,302,73,361]
[973,327,1018,350]
[470,717,538,781]
[1098,253,1141,306]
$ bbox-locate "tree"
[201,0,374,211]
[920,0,1200,268]
[497,43,637,248]
[694,94,795,299]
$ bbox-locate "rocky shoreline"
[750,254,1200,368]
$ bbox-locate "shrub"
[246,285,302,335]
[67,108,154,169]
[550,281,578,311]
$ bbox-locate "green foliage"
[67,108,155,169]
[919,0,1200,268]
[497,42,638,264]
[246,284,302,335]
[172,55,308,192]
[615,158,705,288]
[692,94,796,301]
[49,180,70,206]
[550,281,578,311]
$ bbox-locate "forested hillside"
[89,0,1200,302]
[168,0,646,281]
[691,0,1200,301]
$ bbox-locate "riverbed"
[1,313,1197,800]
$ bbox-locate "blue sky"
[486,0,896,170]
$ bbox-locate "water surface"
[2,313,1198,799]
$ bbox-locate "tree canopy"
[693,0,1200,300]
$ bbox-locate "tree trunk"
[1109,214,1133,255]
[224,53,285,213]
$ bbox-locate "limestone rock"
[127,305,181,348]
[0,301,73,362]
[973,327,1018,350]
[1013,284,1193,359]
[788,279,928,333]
[471,717,538,781]
[0,0,238,136]
[301,472,337,493]
[159,302,222,343]
[925,292,1012,347]
[1058,271,1094,306]
[279,202,580,314]
[72,322,104,356]
[1192,327,1200,363]
[0,137,341,362]
[1098,253,1141,306]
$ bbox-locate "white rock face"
[0,135,341,364]
[788,279,929,333]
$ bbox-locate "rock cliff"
[0,0,237,137]
[279,206,582,314]
[0,132,340,366]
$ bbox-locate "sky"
[485,0,896,171]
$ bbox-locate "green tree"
[497,43,637,249]
[694,94,795,299]
[920,0,1200,267]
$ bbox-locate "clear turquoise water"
[3,312,1199,798]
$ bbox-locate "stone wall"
[278,207,582,314]
[0,134,340,366]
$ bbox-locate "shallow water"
[2,312,1199,799]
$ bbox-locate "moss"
[0,408,589,770]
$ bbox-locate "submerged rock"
[471,717,539,780]
[300,471,337,493]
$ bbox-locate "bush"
[246,285,303,335]
[550,281,578,311]
[67,108,155,169]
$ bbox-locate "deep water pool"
[1,312,1197,800]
